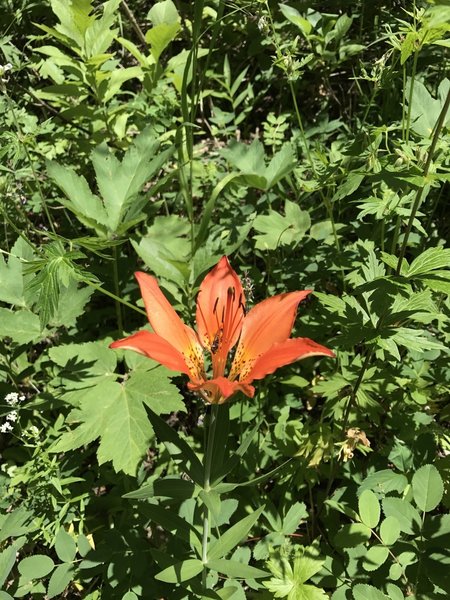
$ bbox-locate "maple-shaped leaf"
[51,367,184,476]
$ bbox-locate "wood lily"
[110,257,334,404]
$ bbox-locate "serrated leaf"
[0,538,26,589]
[91,129,173,233]
[155,558,203,583]
[358,489,380,529]
[47,563,75,598]
[47,161,108,234]
[282,502,308,535]
[334,523,371,548]
[352,584,389,600]
[379,516,401,546]
[362,545,389,572]
[359,470,408,495]
[0,237,35,307]
[381,498,421,535]
[49,280,93,328]
[51,368,182,475]
[412,464,444,512]
[18,555,54,580]
[54,528,77,563]
[49,341,117,392]
[0,308,42,344]
[253,200,310,250]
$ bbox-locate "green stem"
[112,246,124,336]
[85,280,147,317]
[201,404,219,588]
[396,87,450,276]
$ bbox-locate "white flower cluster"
[1,392,25,433]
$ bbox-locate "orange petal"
[195,256,245,353]
[188,376,254,404]
[110,330,196,376]
[135,271,201,359]
[243,337,335,382]
[230,291,311,378]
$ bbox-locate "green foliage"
[0,0,449,598]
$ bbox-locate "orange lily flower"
[110,257,334,404]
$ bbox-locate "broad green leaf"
[412,464,444,512]
[47,563,75,599]
[146,23,181,62]
[51,370,181,475]
[333,523,371,548]
[91,129,173,233]
[199,489,222,525]
[253,200,310,250]
[54,528,77,563]
[148,0,179,25]
[49,341,117,392]
[406,77,450,137]
[46,161,108,234]
[0,592,13,600]
[358,489,380,529]
[206,559,268,579]
[154,558,203,583]
[352,584,389,600]
[279,4,312,34]
[282,502,308,535]
[18,555,54,580]
[385,583,404,600]
[359,470,408,495]
[380,516,401,546]
[362,545,389,572]
[0,508,36,542]
[49,280,93,328]
[122,593,139,600]
[0,538,26,588]
[381,498,421,535]
[0,237,35,307]
[0,308,41,344]
[406,247,450,277]
[208,507,264,561]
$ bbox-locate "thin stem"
[112,246,124,337]
[120,0,147,47]
[201,404,219,588]
[396,87,450,275]
[85,280,147,317]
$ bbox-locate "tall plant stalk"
[201,404,219,588]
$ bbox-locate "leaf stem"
[395,87,450,275]
[112,246,124,337]
[201,404,219,588]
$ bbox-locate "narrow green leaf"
[208,507,264,561]
[412,464,444,512]
[123,477,197,500]
[206,559,269,579]
[154,558,203,583]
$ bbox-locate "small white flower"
[6,410,18,422]
[5,392,19,406]
[0,422,13,433]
